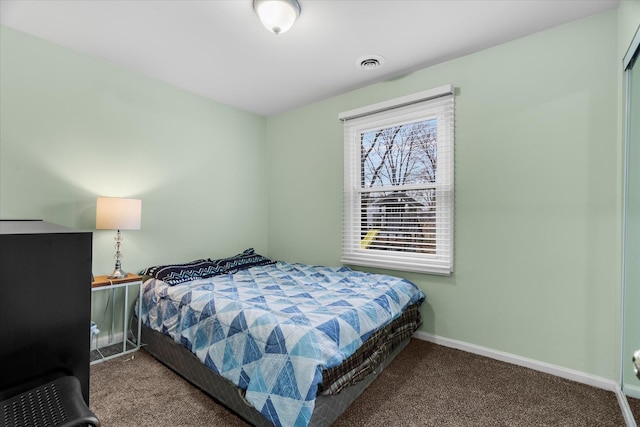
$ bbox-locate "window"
[340,85,454,275]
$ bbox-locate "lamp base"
[107,268,128,279]
[108,230,128,279]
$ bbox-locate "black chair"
[1,376,100,427]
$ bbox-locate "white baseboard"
[413,330,619,391]
[413,331,636,426]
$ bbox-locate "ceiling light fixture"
[253,0,301,35]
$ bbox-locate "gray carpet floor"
[630,396,640,424]
[90,339,627,426]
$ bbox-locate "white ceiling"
[0,0,619,117]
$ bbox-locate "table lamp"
[96,197,142,279]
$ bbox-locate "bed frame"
[136,308,418,427]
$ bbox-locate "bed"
[136,249,425,427]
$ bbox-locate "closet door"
[623,30,640,403]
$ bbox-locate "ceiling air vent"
[356,55,385,71]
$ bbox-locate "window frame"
[340,85,455,275]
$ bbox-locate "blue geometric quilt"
[140,262,425,427]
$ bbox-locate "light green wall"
[620,0,640,60]
[0,26,268,338]
[0,26,269,273]
[267,11,621,379]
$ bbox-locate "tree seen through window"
[359,119,438,253]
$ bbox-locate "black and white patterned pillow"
[209,248,275,274]
[140,259,224,285]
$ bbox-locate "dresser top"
[0,220,87,235]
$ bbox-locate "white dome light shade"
[253,0,301,35]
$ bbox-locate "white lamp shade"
[96,197,142,230]
[254,0,300,35]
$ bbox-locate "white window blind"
[340,85,454,275]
